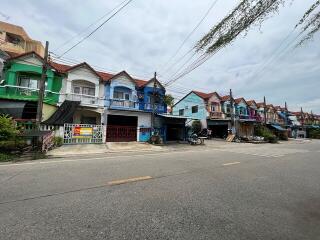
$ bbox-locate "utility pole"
[229,89,235,135]
[263,96,267,126]
[36,41,49,129]
[300,107,304,127]
[151,72,157,131]
[285,101,288,126]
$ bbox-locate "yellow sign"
[73,126,93,138]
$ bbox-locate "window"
[125,93,130,100]
[226,104,231,113]
[73,86,80,94]
[179,109,184,116]
[18,77,39,89]
[192,105,198,114]
[73,85,95,96]
[113,91,124,99]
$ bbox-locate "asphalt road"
[0,140,320,240]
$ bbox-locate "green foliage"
[0,115,25,153]
[191,120,202,134]
[0,153,14,162]
[0,114,19,141]
[164,94,175,107]
[53,136,63,147]
[309,128,320,139]
[254,125,278,143]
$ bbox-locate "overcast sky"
[1,0,319,113]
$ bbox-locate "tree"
[0,114,19,141]
[164,94,175,107]
[196,0,320,54]
[191,120,202,134]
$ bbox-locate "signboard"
[73,126,93,138]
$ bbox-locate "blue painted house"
[103,71,166,142]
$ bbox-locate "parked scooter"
[188,132,200,145]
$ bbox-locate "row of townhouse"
[172,90,320,139]
[0,52,187,144]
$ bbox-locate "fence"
[63,123,103,144]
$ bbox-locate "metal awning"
[0,100,37,119]
[44,100,80,125]
[207,119,229,126]
[156,114,188,119]
[270,124,286,131]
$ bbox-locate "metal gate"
[64,124,103,144]
[106,125,137,142]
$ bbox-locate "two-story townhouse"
[234,98,256,138]
[246,100,262,122]
[103,71,167,142]
[0,52,64,122]
[44,62,107,128]
[207,92,231,138]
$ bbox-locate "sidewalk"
[48,142,164,157]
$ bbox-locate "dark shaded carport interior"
[207,120,229,138]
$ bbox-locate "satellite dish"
[0,79,5,85]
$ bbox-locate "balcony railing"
[143,103,166,112]
[209,111,224,119]
[109,99,138,109]
[0,85,59,104]
[65,93,101,106]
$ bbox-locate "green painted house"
[0,52,64,121]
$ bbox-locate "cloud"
[1,0,319,113]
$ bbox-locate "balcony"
[0,85,59,105]
[109,99,139,109]
[209,111,225,119]
[65,93,102,106]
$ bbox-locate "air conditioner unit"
[185,106,189,109]
[90,100,96,104]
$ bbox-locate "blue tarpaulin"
[270,124,286,131]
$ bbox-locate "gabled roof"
[247,100,257,106]
[234,97,247,105]
[49,62,71,73]
[256,102,265,108]
[135,79,148,87]
[172,90,207,108]
[220,95,231,102]
[138,77,165,89]
[66,62,102,79]
[7,51,44,63]
[105,70,137,84]
[193,91,214,100]
[96,71,114,81]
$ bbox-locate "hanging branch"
[196,0,320,54]
[196,0,284,54]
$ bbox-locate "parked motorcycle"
[188,132,205,145]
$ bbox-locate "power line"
[54,0,129,52]
[158,0,219,75]
[58,0,134,58]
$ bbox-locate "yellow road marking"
[108,176,152,186]
[223,162,241,166]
